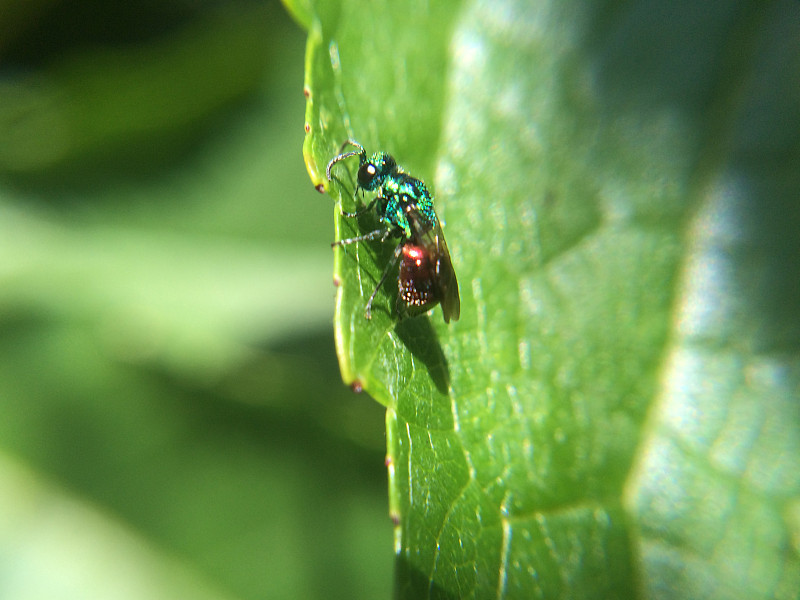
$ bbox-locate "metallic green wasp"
[326,140,460,323]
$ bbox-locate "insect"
[325,140,460,323]
[397,243,440,317]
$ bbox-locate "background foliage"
[2,0,799,599]
[295,0,800,598]
[0,1,391,599]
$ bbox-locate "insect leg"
[364,241,404,320]
[332,228,385,247]
[340,196,376,219]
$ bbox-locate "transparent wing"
[405,204,461,323]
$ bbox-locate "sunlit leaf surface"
[289,0,800,597]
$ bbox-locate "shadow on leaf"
[394,554,459,600]
[394,316,450,395]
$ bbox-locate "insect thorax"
[380,174,438,237]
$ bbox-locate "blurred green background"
[0,1,392,598]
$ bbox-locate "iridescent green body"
[371,162,438,239]
[326,140,460,322]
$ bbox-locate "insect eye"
[357,162,379,188]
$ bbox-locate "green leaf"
[0,4,272,174]
[0,454,237,600]
[0,4,393,598]
[300,0,800,598]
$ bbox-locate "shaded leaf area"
[0,2,391,599]
[0,2,273,177]
[290,0,800,597]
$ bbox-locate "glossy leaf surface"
[289,0,800,597]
